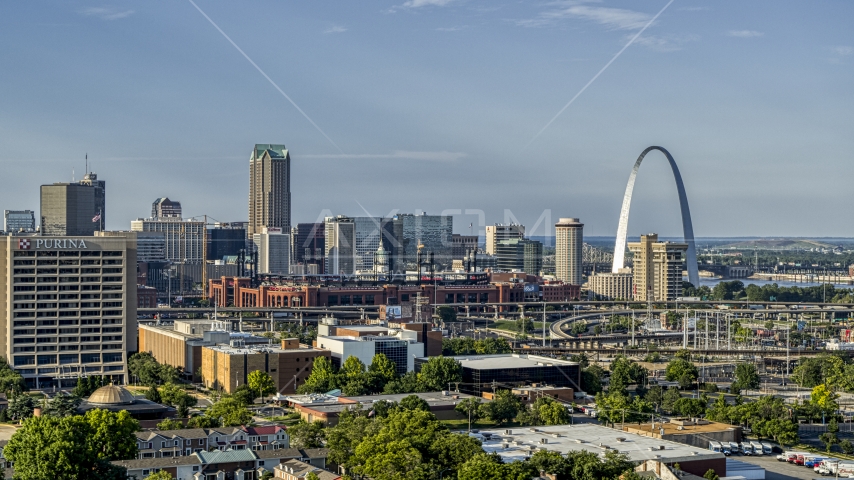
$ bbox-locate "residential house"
[135,426,289,459]
[274,459,340,480]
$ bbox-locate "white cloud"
[401,0,454,7]
[678,6,709,12]
[832,46,853,56]
[81,7,135,20]
[324,25,347,34]
[631,33,698,52]
[302,151,467,162]
[519,3,652,30]
[727,30,764,38]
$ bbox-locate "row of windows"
[14,353,122,365]
[326,294,376,305]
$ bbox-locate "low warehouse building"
[623,418,742,449]
[479,424,726,478]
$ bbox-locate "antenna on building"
[85,153,88,174]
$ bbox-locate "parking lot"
[733,453,825,480]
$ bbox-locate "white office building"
[252,227,291,275]
[555,217,583,285]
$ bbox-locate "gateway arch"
[611,146,700,287]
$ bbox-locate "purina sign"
[18,238,89,249]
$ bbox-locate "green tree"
[530,397,571,426]
[145,385,162,403]
[570,353,590,369]
[341,356,367,378]
[42,393,81,418]
[304,473,319,480]
[383,371,423,395]
[128,352,164,386]
[436,306,457,323]
[0,357,27,397]
[205,397,252,427]
[609,356,647,396]
[298,356,335,394]
[703,469,719,480]
[7,394,35,421]
[5,411,136,480]
[84,409,140,460]
[665,359,698,389]
[810,383,839,418]
[581,365,604,395]
[247,370,276,401]
[156,418,185,430]
[455,397,482,430]
[144,471,174,480]
[230,385,257,406]
[479,390,522,425]
[458,453,511,480]
[418,356,463,392]
[820,432,839,452]
[288,420,326,448]
[160,383,198,416]
[840,439,854,454]
[645,386,664,411]
[398,394,431,412]
[732,364,760,391]
[187,414,219,429]
[661,387,682,414]
[368,353,399,382]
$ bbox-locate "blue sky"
[1,1,852,238]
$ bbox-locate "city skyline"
[1,1,852,237]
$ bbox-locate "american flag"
[92,212,101,223]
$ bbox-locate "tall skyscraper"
[352,217,397,272]
[397,213,453,270]
[628,233,687,301]
[294,223,325,274]
[79,172,105,226]
[555,217,583,285]
[248,144,290,236]
[485,224,525,255]
[324,216,356,275]
[4,210,35,232]
[130,217,205,263]
[252,227,290,275]
[151,198,182,218]
[40,173,105,236]
[207,224,246,261]
[495,238,542,274]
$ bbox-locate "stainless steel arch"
[612,146,699,287]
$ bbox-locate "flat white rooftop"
[421,354,579,370]
[479,424,724,465]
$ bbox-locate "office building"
[293,223,324,274]
[324,216,355,275]
[587,270,633,300]
[253,227,290,275]
[316,329,424,375]
[201,339,330,394]
[415,354,580,396]
[97,231,165,263]
[40,172,106,236]
[495,238,542,274]
[397,213,453,270]
[139,319,272,382]
[485,224,524,255]
[0,234,137,389]
[352,216,396,272]
[451,234,478,260]
[130,217,205,263]
[207,225,246,261]
[4,210,35,233]
[151,198,182,219]
[628,233,688,301]
[249,144,290,236]
[555,217,583,285]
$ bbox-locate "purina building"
[0,234,137,389]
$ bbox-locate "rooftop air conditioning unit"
[540,438,548,444]
[616,437,625,442]
[505,430,513,435]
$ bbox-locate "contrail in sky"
[524,0,677,149]
[186,0,344,153]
